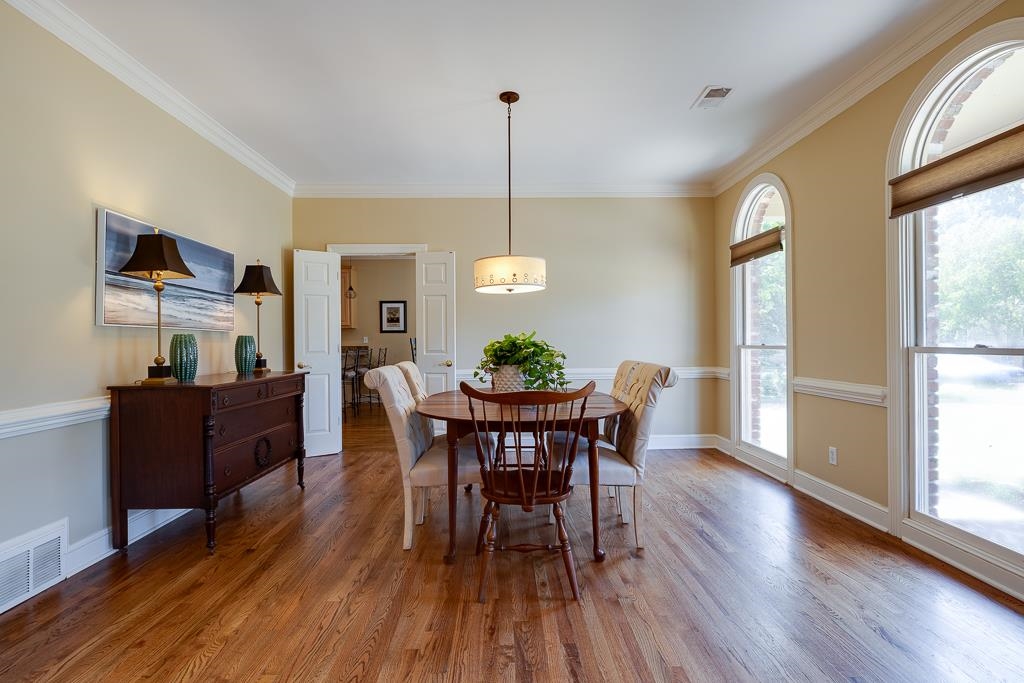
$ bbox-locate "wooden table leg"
[445,424,459,564]
[588,421,606,562]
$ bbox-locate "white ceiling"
[37,0,990,195]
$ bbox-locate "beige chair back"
[604,360,678,478]
[396,360,428,402]
[396,360,434,440]
[364,366,433,477]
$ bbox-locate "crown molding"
[292,182,714,199]
[711,0,1006,196]
[7,0,296,196]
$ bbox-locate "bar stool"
[353,347,372,409]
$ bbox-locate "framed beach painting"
[379,300,407,333]
[95,208,235,331]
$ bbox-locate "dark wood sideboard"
[108,371,307,552]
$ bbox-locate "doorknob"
[298,362,312,369]
[443,360,453,367]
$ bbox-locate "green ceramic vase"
[235,335,256,375]
[169,333,198,382]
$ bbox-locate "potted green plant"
[473,331,568,391]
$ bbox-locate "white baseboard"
[66,508,191,575]
[792,469,889,531]
[730,445,788,483]
[900,518,1024,602]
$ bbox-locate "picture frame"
[379,300,407,334]
[96,207,235,331]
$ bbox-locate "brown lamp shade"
[118,233,195,280]
[234,263,282,296]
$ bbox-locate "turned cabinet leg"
[205,506,217,554]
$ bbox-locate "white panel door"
[293,249,342,456]
[415,251,456,395]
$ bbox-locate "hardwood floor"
[2,406,1023,681]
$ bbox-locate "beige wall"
[342,259,417,363]
[0,4,292,543]
[294,197,719,435]
[712,0,1024,504]
[6,0,1016,554]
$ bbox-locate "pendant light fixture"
[343,255,357,299]
[473,91,546,294]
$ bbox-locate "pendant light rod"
[499,91,519,256]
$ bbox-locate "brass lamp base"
[142,365,176,385]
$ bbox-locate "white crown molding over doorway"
[326,244,428,257]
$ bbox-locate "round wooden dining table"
[416,388,628,564]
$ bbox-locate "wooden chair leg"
[553,503,580,600]
[608,486,616,498]
[616,486,625,519]
[633,485,644,549]
[475,500,493,555]
[478,504,499,603]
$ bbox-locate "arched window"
[889,21,1024,589]
[731,174,791,476]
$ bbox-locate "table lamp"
[118,229,195,384]
[234,260,282,370]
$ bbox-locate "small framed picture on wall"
[379,300,407,333]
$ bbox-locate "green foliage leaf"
[473,331,568,390]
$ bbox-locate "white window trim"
[730,172,794,483]
[886,17,1024,600]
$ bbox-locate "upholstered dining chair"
[397,360,488,477]
[364,366,482,550]
[570,360,678,549]
[461,380,596,602]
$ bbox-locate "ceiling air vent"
[692,85,733,110]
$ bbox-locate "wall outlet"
[362,336,368,344]
[828,446,838,466]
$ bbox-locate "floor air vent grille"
[0,518,68,614]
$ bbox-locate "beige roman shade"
[730,226,784,267]
[889,121,1024,219]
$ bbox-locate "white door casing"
[415,251,456,395]
[293,249,342,456]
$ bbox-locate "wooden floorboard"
[1,407,1022,682]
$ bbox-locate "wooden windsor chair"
[460,380,596,602]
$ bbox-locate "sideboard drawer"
[213,398,297,448]
[269,376,304,398]
[215,422,298,494]
[215,382,268,410]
